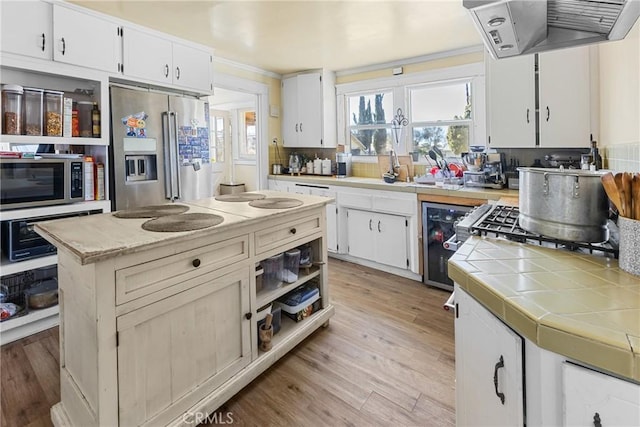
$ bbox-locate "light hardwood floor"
[1,259,455,427]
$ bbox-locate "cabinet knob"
[192,258,201,268]
[290,228,297,235]
[245,312,252,320]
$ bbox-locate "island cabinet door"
[454,286,524,426]
[116,268,251,427]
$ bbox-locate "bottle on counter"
[91,102,101,138]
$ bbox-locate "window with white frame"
[238,109,256,159]
[347,91,393,156]
[337,62,485,160]
[209,109,228,164]
[410,80,473,158]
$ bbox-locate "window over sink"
[336,62,486,161]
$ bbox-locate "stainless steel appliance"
[1,210,101,261]
[422,202,473,290]
[0,157,84,210]
[109,86,212,210]
[464,0,640,60]
[461,152,506,189]
[336,153,352,178]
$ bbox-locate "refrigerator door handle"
[162,112,174,200]
[171,112,182,200]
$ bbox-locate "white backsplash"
[604,141,640,172]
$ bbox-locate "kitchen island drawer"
[255,213,322,255]
[115,235,249,305]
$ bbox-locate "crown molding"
[213,56,282,80]
[336,45,485,77]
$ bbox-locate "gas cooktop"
[454,204,619,258]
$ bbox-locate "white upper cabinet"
[538,47,591,148]
[52,4,120,73]
[171,42,212,93]
[0,0,52,60]
[282,70,336,148]
[486,46,594,148]
[122,27,212,93]
[486,55,536,148]
[121,27,173,85]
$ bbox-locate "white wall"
[598,21,640,147]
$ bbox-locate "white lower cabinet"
[563,362,640,427]
[347,209,409,270]
[454,285,524,426]
[455,285,640,427]
[117,269,251,426]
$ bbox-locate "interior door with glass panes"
[210,109,229,190]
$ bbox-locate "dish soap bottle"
[91,102,101,138]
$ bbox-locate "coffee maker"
[336,153,352,178]
[461,151,506,189]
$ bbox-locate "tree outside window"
[348,91,393,156]
[410,81,472,157]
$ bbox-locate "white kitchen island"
[35,191,335,427]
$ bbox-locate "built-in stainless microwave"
[0,158,84,210]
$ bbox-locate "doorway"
[208,75,269,193]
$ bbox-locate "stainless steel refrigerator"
[109,85,212,210]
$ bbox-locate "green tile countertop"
[449,236,640,383]
[270,174,519,200]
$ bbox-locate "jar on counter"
[44,90,63,136]
[77,101,92,137]
[23,87,44,136]
[2,84,24,135]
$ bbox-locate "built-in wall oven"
[422,202,473,291]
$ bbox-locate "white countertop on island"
[35,191,332,265]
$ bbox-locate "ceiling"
[71,0,484,75]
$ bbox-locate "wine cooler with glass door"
[422,202,472,290]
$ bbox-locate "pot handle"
[573,175,580,199]
[543,173,549,196]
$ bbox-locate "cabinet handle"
[290,227,297,235]
[41,33,46,52]
[593,412,601,427]
[175,66,181,80]
[245,312,252,320]
[192,258,201,268]
[369,219,372,231]
[493,355,505,405]
[295,123,298,133]
[526,108,530,123]
[164,64,169,78]
[546,106,550,122]
[300,122,303,132]
[61,37,66,55]
[377,220,381,232]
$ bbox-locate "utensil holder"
[618,216,640,276]
[259,323,273,351]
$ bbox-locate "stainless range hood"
[464,0,640,59]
